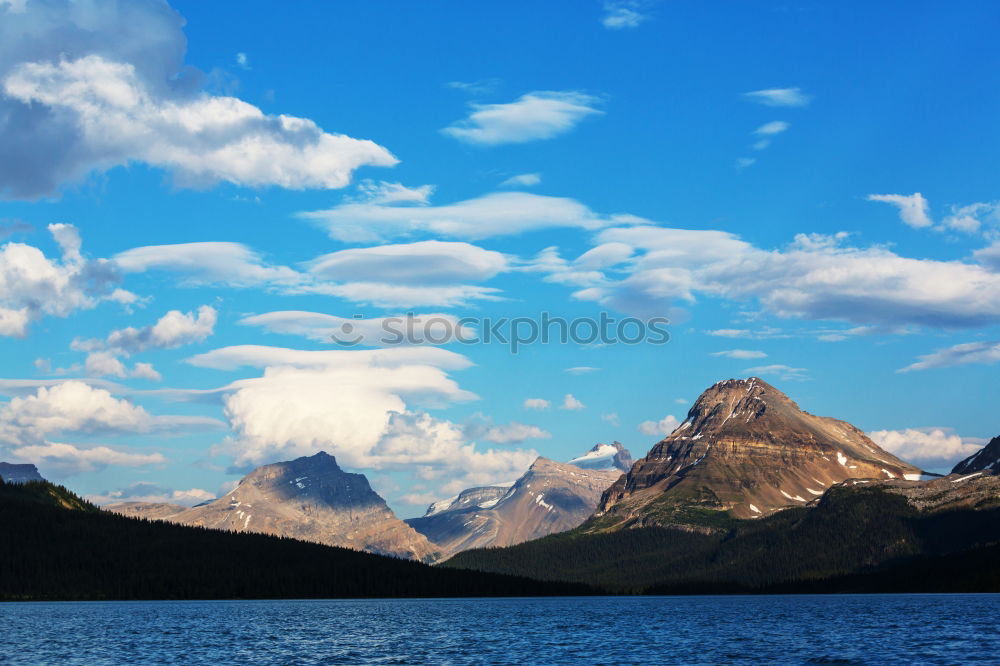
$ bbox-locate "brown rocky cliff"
[596,377,922,528]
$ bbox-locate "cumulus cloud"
[299,191,635,243]
[72,305,215,379]
[711,349,768,359]
[441,91,602,146]
[743,87,812,107]
[0,224,126,337]
[899,340,1000,372]
[0,381,223,444]
[638,414,680,437]
[523,398,551,410]
[87,482,213,507]
[199,345,536,489]
[867,427,984,467]
[500,173,542,188]
[102,305,217,354]
[602,1,647,29]
[561,394,585,410]
[0,2,395,199]
[942,202,1000,236]
[867,192,933,229]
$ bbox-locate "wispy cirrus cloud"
[601,1,647,29]
[899,340,1000,372]
[442,91,603,146]
[743,87,812,107]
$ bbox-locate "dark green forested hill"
[444,486,1000,594]
[0,479,592,600]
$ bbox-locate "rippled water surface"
[2,595,998,664]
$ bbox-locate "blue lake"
[2,595,998,664]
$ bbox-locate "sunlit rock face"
[118,452,440,562]
[595,377,922,529]
[407,457,621,560]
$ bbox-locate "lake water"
[1,595,998,664]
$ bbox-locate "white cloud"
[235,52,249,70]
[500,173,542,188]
[974,242,1000,271]
[736,157,756,169]
[84,351,128,378]
[867,427,984,467]
[565,366,600,375]
[239,310,474,347]
[561,394,585,410]
[602,1,647,29]
[1,22,395,199]
[103,305,217,354]
[7,441,165,477]
[130,362,161,381]
[601,412,620,426]
[867,192,933,229]
[307,240,507,285]
[87,482,213,506]
[565,226,1000,328]
[0,381,223,444]
[187,344,473,373]
[711,349,768,359]
[353,179,434,205]
[114,242,301,287]
[942,202,1000,236]
[899,340,1000,372]
[463,416,551,444]
[743,364,809,381]
[300,191,634,243]
[523,398,551,410]
[447,79,500,96]
[441,91,602,146]
[754,121,789,136]
[0,224,125,337]
[743,87,812,107]
[201,346,536,488]
[295,282,503,309]
[638,414,680,437]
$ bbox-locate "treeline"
[0,481,593,600]
[445,487,1000,594]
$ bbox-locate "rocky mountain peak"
[116,450,439,562]
[568,441,634,473]
[0,463,44,484]
[953,436,1000,475]
[594,377,922,527]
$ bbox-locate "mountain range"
[6,375,998,596]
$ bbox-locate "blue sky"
[1,0,998,516]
